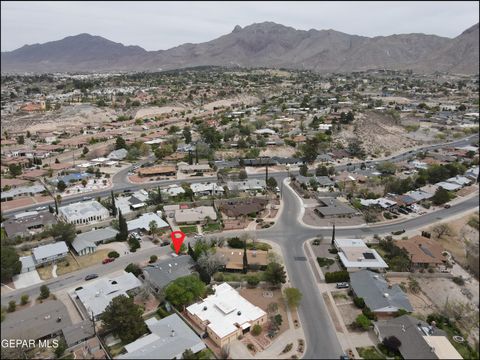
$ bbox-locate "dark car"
[123,189,132,193]
[102,258,114,264]
[85,274,98,281]
[444,204,451,209]
[160,241,171,247]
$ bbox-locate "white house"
[32,241,69,266]
[58,200,110,225]
[334,239,388,272]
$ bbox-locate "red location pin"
[170,231,186,254]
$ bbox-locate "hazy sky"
[1,1,479,51]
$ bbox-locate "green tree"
[251,324,262,336]
[116,211,128,242]
[50,222,76,244]
[165,275,206,308]
[432,187,451,205]
[125,263,142,277]
[266,177,277,190]
[183,126,192,144]
[264,262,287,288]
[101,295,147,343]
[39,285,50,299]
[82,146,89,155]
[348,138,365,159]
[111,191,117,216]
[316,165,328,176]
[57,180,67,192]
[239,169,248,180]
[115,136,127,150]
[354,314,372,330]
[284,287,302,309]
[1,247,21,282]
[242,241,248,274]
[299,164,308,177]
[54,338,67,358]
[17,135,25,145]
[8,164,22,177]
[108,251,120,259]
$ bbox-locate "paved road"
[4,133,477,217]
[1,133,478,359]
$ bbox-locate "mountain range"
[1,22,478,74]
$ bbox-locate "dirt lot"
[303,207,365,227]
[337,302,363,329]
[387,277,436,318]
[335,110,420,157]
[427,211,479,268]
[238,287,290,337]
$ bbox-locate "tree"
[115,136,127,150]
[20,294,29,305]
[198,267,211,285]
[284,287,302,309]
[54,338,67,359]
[101,295,147,343]
[81,179,88,187]
[432,223,453,239]
[108,251,120,258]
[149,220,158,237]
[57,180,67,192]
[111,191,117,216]
[17,135,25,145]
[82,146,89,155]
[316,165,328,176]
[8,164,22,177]
[50,222,76,244]
[377,162,396,175]
[149,255,158,263]
[1,247,21,282]
[348,138,365,159]
[165,275,206,308]
[247,275,260,287]
[188,242,196,261]
[239,169,248,180]
[264,262,287,288]
[125,263,142,277]
[116,211,128,242]
[382,336,402,353]
[39,285,50,299]
[242,241,248,274]
[128,235,141,252]
[251,324,262,336]
[183,126,192,144]
[266,177,277,190]
[299,164,308,177]
[197,252,226,276]
[432,187,451,205]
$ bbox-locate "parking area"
[12,270,43,289]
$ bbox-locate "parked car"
[123,189,132,193]
[82,196,93,201]
[336,282,349,289]
[444,204,451,209]
[85,274,98,281]
[35,206,47,211]
[160,241,170,247]
[102,258,114,264]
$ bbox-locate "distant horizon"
[1,1,479,52]
[2,20,479,54]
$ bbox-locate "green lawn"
[202,222,223,233]
[179,225,198,235]
[317,257,335,267]
[356,346,386,360]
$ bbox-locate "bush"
[247,343,255,351]
[156,306,170,319]
[213,272,224,282]
[282,343,293,353]
[317,257,334,267]
[227,237,244,248]
[328,248,338,254]
[246,275,260,287]
[324,271,350,283]
[7,300,16,313]
[20,294,29,305]
[354,314,372,330]
[353,296,366,309]
[125,263,142,277]
[39,285,50,299]
[251,324,262,336]
[108,251,120,258]
[362,307,376,320]
[452,276,465,286]
[149,255,158,263]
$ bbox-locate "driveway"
[13,271,43,289]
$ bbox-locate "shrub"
[251,324,262,336]
[246,275,260,287]
[282,343,293,353]
[328,248,338,254]
[354,314,372,330]
[149,255,158,263]
[452,276,465,286]
[7,300,16,313]
[108,251,120,258]
[20,294,29,305]
[156,306,170,319]
[362,307,376,320]
[227,237,244,248]
[39,285,50,299]
[213,272,224,282]
[353,296,366,309]
[324,271,350,283]
[317,257,334,267]
[247,343,255,351]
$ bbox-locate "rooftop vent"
[237,311,242,316]
[402,325,405,332]
[383,293,389,298]
[203,306,208,311]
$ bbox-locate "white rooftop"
[59,200,109,221]
[74,272,141,318]
[186,283,266,338]
[127,212,169,232]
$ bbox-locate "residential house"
[117,314,206,359]
[3,211,57,238]
[334,239,388,272]
[395,236,446,268]
[58,200,110,225]
[190,182,224,196]
[216,247,269,271]
[62,321,95,348]
[108,148,128,161]
[1,184,46,202]
[226,179,266,193]
[143,255,194,293]
[314,198,357,218]
[127,212,170,233]
[216,198,268,218]
[138,166,176,177]
[350,270,413,318]
[31,241,69,266]
[178,163,211,174]
[374,315,462,359]
[186,283,267,347]
[72,227,118,256]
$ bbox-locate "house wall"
[35,252,68,265]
